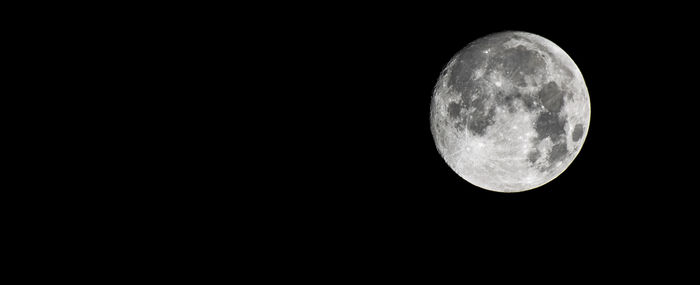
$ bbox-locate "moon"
[430,31,590,193]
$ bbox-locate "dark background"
[8,3,695,275]
[6,3,695,276]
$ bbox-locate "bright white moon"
[430,31,590,193]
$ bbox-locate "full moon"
[430,31,590,193]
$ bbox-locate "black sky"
[10,3,697,273]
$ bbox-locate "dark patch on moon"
[467,106,496,136]
[539,81,564,113]
[495,90,526,113]
[535,111,566,141]
[442,86,497,136]
[521,93,538,111]
[548,141,568,164]
[448,102,461,118]
[458,81,480,104]
[448,52,488,92]
[447,33,542,92]
[527,149,540,164]
[448,101,468,132]
[572,124,584,142]
[491,45,546,87]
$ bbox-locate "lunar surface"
[430,31,590,193]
